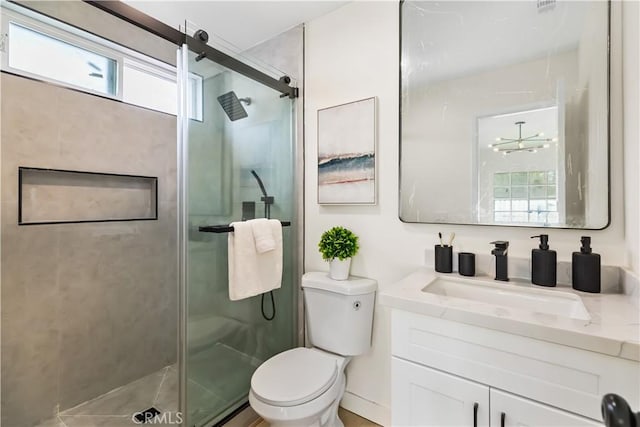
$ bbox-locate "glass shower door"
[178,44,297,427]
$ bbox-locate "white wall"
[304,1,635,425]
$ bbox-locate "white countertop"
[379,267,640,362]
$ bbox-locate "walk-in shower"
[0,2,300,426]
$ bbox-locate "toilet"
[249,272,377,427]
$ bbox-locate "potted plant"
[318,226,360,280]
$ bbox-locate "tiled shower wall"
[0,74,178,426]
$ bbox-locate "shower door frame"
[178,44,302,425]
[83,1,298,99]
[83,1,304,425]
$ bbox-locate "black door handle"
[501,412,506,427]
[473,402,479,427]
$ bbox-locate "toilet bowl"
[249,348,349,427]
[249,272,377,427]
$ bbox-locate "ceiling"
[124,1,348,51]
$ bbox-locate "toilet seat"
[251,348,339,407]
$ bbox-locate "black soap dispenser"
[531,234,557,287]
[572,236,601,293]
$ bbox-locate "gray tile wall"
[1,74,178,427]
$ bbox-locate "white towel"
[251,218,276,253]
[228,219,282,301]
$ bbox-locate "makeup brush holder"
[434,245,453,273]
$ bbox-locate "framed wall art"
[317,97,376,205]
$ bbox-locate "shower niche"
[18,167,158,225]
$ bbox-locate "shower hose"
[261,291,275,321]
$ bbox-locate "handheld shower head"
[250,170,274,218]
[250,170,268,198]
[217,91,250,121]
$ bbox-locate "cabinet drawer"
[490,389,602,427]
[392,357,489,427]
[392,310,640,421]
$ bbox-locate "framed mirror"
[399,0,610,229]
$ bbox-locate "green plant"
[318,226,359,261]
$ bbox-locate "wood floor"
[249,407,380,427]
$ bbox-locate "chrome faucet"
[491,241,509,282]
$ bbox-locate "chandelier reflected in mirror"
[488,121,558,155]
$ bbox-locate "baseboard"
[340,391,391,426]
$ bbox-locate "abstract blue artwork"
[317,97,376,204]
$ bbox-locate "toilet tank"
[302,272,377,356]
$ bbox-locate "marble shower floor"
[36,364,380,427]
[36,343,261,427]
[37,365,180,427]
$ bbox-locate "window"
[1,3,202,120]
[8,23,117,96]
[123,61,177,115]
[493,171,559,225]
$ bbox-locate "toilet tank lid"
[302,272,377,295]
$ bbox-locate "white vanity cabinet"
[392,358,600,427]
[391,310,640,427]
[393,357,489,427]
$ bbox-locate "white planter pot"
[329,258,352,280]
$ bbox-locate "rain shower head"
[217,91,251,121]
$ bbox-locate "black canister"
[434,245,453,273]
[458,252,476,277]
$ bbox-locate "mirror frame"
[397,0,612,230]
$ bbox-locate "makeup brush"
[448,232,456,246]
[438,232,444,247]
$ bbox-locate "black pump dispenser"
[580,236,592,254]
[572,236,601,293]
[531,234,557,287]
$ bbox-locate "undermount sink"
[423,277,591,321]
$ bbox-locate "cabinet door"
[392,357,489,427]
[490,389,603,427]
